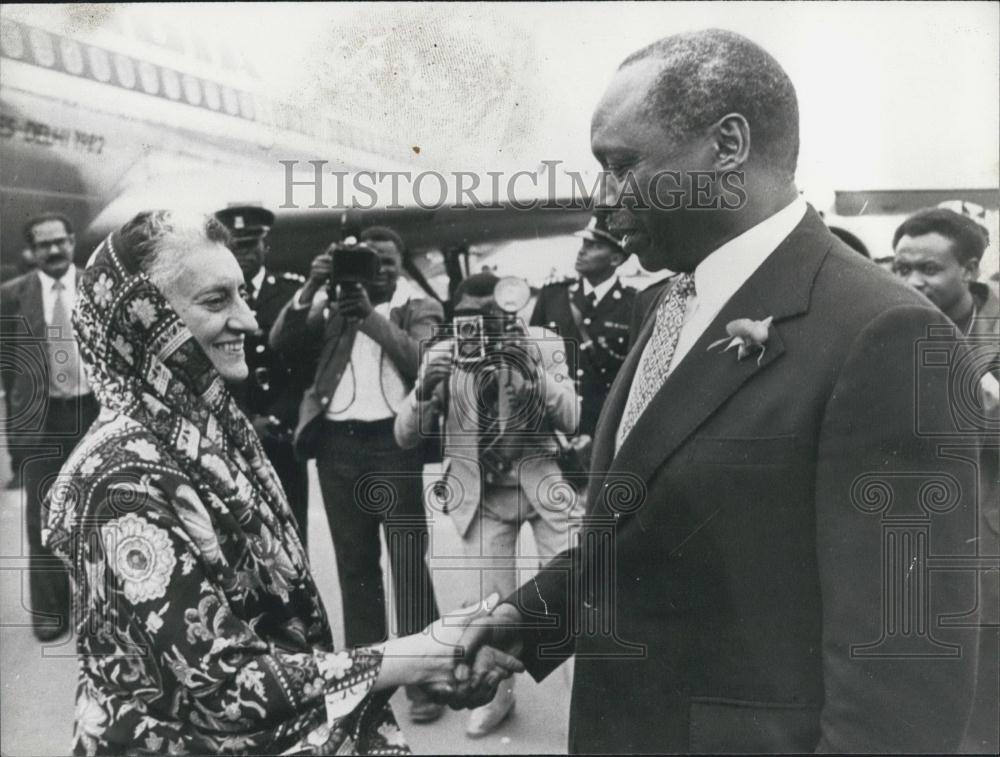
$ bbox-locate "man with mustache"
[439,29,987,753]
[1,212,99,641]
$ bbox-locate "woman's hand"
[372,594,524,692]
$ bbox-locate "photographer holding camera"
[394,272,581,738]
[269,226,447,724]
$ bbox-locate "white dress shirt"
[582,275,619,305]
[664,197,807,375]
[37,265,91,397]
[325,285,410,421]
[249,266,266,296]
[37,265,77,326]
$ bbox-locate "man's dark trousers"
[314,418,438,645]
[23,394,98,638]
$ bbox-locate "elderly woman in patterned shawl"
[42,211,522,755]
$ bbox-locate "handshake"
[381,593,525,709]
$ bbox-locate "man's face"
[575,238,622,278]
[367,240,402,301]
[893,232,976,316]
[160,240,259,383]
[231,238,266,283]
[590,59,718,272]
[29,219,75,279]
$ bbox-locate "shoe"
[33,623,67,642]
[405,686,445,724]
[465,687,515,738]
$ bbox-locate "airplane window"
[139,61,160,95]
[87,46,112,82]
[203,80,221,110]
[182,74,203,106]
[28,27,55,67]
[1,21,26,59]
[59,38,85,75]
[239,91,255,120]
[161,67,181,100]
[222,86,240,116]
[114,53,136,88]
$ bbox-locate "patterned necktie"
[48,279,85,398]
[616,274,696,452]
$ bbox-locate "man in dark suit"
[270,226,446,723]
[441,30,987,753]
[214,205,311,543]
[530,212,636,440]
[0,212,99,641]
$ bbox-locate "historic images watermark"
[277,159,748,212]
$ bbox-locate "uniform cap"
[574,212,625,251]
[214,205,275,242]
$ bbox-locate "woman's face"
[159,240,259,382]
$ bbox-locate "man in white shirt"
[1,212,98,641]
[442,29,986,754]
[269,226,447,723]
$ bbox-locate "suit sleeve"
[359,297,444,383]
[0,283,16,408]
[529,289,547,328]
[538,330,578,434]
[813,304,981,753]
[268,293,324,358]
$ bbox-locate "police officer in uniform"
[530,211,636,438]
[214,205,311,543]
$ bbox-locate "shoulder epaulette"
[542,275,575,289]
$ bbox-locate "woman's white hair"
[118,210,231,289]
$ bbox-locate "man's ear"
[962,257,980,283]
[713,113,750,172]
[610,250,628,268]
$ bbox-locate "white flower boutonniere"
[708,316,774,365]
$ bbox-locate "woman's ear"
[713,113,750,172]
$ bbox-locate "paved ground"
[0,447,571,756]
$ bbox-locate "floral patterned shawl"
[43,228,408,755]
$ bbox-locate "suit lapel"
[588,208,834,512]
[23,273,46,339]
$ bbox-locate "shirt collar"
[581,275,619,304]
[38,265,75,291]
[250,267,266,293]
[693,197,807,307]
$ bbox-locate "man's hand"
[299,251,333,305]
[335,283,374,321]
[423,601,525,709]
[416,350,453,402]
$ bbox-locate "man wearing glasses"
[0,212,98,641]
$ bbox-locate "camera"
[451,276,533,365]
[419,277,577,439]
[325,237,380,299]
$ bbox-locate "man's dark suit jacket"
[510,209,985,753]
[0,268,86,446]
[268,290,444,458]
